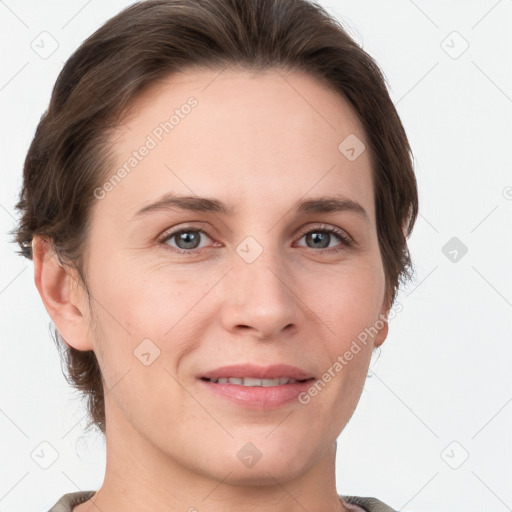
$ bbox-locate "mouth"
[199,363,314,382]
[197,364,315,408]
[200,376,313,386]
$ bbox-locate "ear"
[373,294,391,348]
[402,214,411,238]
[32,236,93,351]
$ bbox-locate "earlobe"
[374,296,391,348]
[32,236,94,351]
[374,319,388,348]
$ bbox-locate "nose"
[219,246,303,340]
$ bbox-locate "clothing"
[340,495,398,512]
[48,490,398,512]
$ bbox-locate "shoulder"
[47,490,96,512]
[48,491,397,512]
[340,494,399,512]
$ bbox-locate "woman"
[14,0,418,510]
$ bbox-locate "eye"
[158,227,216,254]
[294,225,352,253]
[157,224,353,256]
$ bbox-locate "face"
[78,67,389,485]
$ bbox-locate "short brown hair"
[14,0,418,435]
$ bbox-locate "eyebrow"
[133,193,370,224]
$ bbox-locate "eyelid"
[156,223,217,247]
[294,223,353,246]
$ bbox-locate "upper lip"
[200,364,314,381]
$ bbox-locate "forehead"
[98,67,375,223]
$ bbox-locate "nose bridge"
[221,234,301,337]
[234,234,291,301]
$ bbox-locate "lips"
[199,363,314,382]
[205,376,300,386]
[197,364,316,408]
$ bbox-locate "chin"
[206,437,317,486]
[221,459,310,487]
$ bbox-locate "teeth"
[209,377,299,386]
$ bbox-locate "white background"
[1,1,511,511]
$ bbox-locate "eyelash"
[157,224,353,256]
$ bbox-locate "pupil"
[177,231,199,249]
[308,232,329,249]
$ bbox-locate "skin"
[33,67,391,512]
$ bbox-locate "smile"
[202,376,308,386]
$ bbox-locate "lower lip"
[198,379,314,408]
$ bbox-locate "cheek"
[304,261,384,409]
[89,251,199,325]
[85,258,217,367]
[312,260,386,337]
